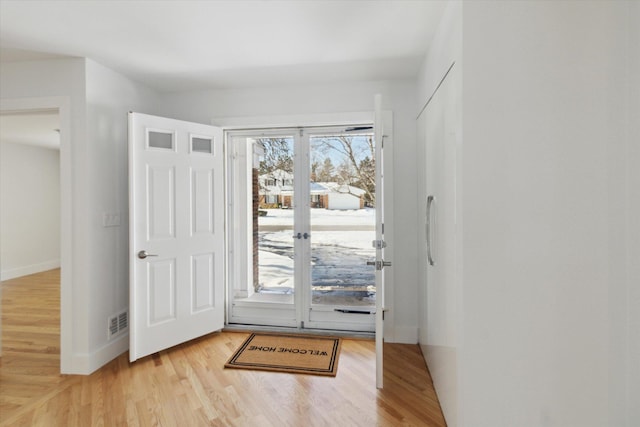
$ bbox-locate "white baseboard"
[63,333,129,375]
[1,259,61,281]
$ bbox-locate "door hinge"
[372,239,387,249]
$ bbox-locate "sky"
[252,133,374,171]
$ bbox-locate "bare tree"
[355,156,375,206]
[336,160,356,185]
[310,160,320,182]
[316,157,336,182]
[314,135,376,204]
[257,138,293,175]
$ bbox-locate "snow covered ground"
[258,208,376,301]
[259,207,375,226]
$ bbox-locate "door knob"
[137,250,158,259]
[366,260,392,270]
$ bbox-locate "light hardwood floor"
[1,270,446,426]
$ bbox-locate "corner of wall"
[83,59,162,371]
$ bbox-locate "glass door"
[227,131,298,327]
[227,126,376,332]
[303,129,376,331]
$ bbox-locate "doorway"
[0,109,61,281]
[0,96,71,372]
[227,125,378,332]
[0,109,64,413]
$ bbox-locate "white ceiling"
[0,0,446,92]
[0,110,60,150]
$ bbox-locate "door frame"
[217,111,393,335]
[225,128,299,328]
[0,96,72,371]
[302,126,378,331]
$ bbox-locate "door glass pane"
[191,136,213,153]
[309,133,376,307]
[254,137,295,297]
[148,131,173,150]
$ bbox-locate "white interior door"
[129,112,225,362]
[374,94,389,388]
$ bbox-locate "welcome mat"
[225,333,342,376]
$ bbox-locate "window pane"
[256,137,295,295]
[192,137,213,153]
[148,131,173,150]
[309,133,376,307]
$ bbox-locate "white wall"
[160,79,420,342]
[416,1,639,426]
[462,2,639,425]
[0,142,60,280]
[463,5,607,423]
[82,59,161,371]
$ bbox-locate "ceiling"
[0,110,60,150]
[0,0,446,92]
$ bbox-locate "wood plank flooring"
[0,269,65,419]
[1,270,446,426]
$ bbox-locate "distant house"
[310,182,366,210]
[258,170,366,210]
[259,170,295,208]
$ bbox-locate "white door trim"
[0,96,72,372]
[212,112,374,130]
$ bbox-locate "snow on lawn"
[258,250,294,291]
[258,208,376,290]
[259,230,375,289]
[259,207,375,226]
[264,230,374,252]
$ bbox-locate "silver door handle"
[367,260,392,270]
[137,250,158,259]
[426,195,436,266]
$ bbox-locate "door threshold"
[223,324,374,340]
